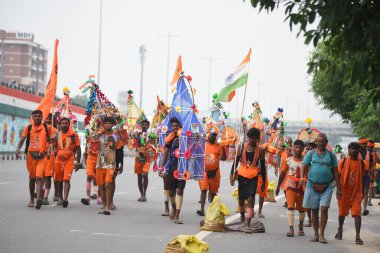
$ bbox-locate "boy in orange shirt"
[16,110,53,209]
[53,117,81,207]
[197,131,226,216]
[276,140,306,237]
[335,142,367,245]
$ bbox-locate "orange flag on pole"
[170,55,182,86]
[35,39,59,120]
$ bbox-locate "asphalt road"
[0,158,379,253]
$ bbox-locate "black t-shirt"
[165,135,180,172]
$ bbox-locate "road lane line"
[196,194,285,240]
[0,181,13,185]
[92,232,124,237]
[114,191,128,195]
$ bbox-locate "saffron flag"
[170,55,182,86]
[35,39,59,120]
[213,49,251,105]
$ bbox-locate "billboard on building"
[0,113,29,152]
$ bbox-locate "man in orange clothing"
[16,110,52,209]
[42,113,58,205]
[94,116,120,215]
[81,132,101,206]
[196,131,226,216]
[53,117,81,207]
[335,142,367,245]
[134,120,151,202]
[276,140,306,237]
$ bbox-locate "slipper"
[298,231,305,236]
[335,228,343,240]
[35,199,42,210]
[103,211,111,215]
[355,237,363,245]
[90,194,97,199]
[319,238,328,244]
[97,210,105,214]
[81,198,90,205]
[286,231,294,237]
[62,200,68,208]
[161,212,169,216]
[27,202,34,208]
[362,210,369,216]
[196,210,205,216]
[174,220,183,224]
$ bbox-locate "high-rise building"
[0,30,48,94]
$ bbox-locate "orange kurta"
[338,158,366,217]
[199,142,223,193]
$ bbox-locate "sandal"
[103,211,110,215]
[286,231,294,237]
[81,198,90,205]
[196,210,205,216]
[335,228,343,240]
[97,210,105,214]
[355,237,363,245]
[174,220,183,224]
[298,230,305,236]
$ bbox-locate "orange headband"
[367,142,374,147]
[358,139,368,144]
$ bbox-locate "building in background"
[0,29,47,94]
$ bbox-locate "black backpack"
[24,123,49,154]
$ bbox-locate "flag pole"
[232,48,252,181]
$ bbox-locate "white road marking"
[0,181,13,185]
[92,232,124,237]
[196,194,285,240]
[67,230,85,233]
[114,191,128,195]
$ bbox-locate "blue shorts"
[303,184,333,209]
[363,175,370,189]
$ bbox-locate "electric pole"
[139,45,147,109]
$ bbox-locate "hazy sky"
[0,0,340,122]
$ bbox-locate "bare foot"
[27,200,34,208]
[169,211,175,220]
[161,210,169,216]
[109,203,116,210]
[310,234,319,242]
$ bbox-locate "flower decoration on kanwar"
[184,150,192,160]
[182,171,191,181]
[173,170,180,179]
[186,131,192,137]
[174,148,181,158]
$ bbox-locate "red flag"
[35,39,59,120]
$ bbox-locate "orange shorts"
[286,189,305,212]
[54,162,74,182]
[86,154,97,178]
[26,153,47,179]
[134,157,150,174]
[198,169,221,194]
[338,197,361,217]
[257,176,268,198]
[45,155,55,178]
[96,168,115,186]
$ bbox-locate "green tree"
[246,0,380,139]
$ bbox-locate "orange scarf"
[30,123,48,153]
[340,157,363,201]
[238,143,260,179]
[165,128,182,144]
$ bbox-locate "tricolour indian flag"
[213,49,251,104]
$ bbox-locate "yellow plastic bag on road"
[165,235,209,253]
[201,196,230,232]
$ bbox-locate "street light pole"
[157,32,180,104]
[97,0,103,85]
[139,45,147,109]
[201,56,221,107]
